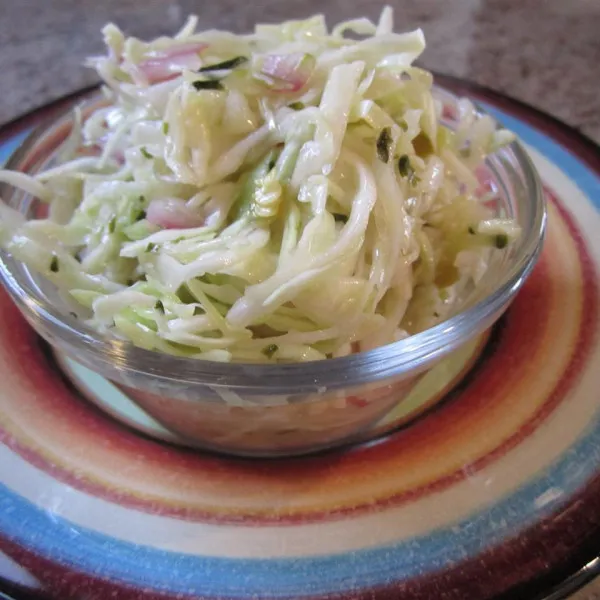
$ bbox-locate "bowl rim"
[0,85,547,395]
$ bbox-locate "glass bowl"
[0,86,546,457]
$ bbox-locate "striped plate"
[0,75,599,600]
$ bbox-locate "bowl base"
[52,332,488,458]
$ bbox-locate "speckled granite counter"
[1,0,599,142]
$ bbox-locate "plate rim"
[0,76,599,600]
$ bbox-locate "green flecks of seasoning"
[262,344,279,358]
[146,242,157,253]
[198,56,248,72]
[108,217,117,233]
[398,154,420,186]
[495,234,509,249]
[140,146,153,159]
[398,119,408,132]
[155,300,165,313]
[289,101,305,110]
[468,226,476,235]
[162,122,169,135]
[376,126,393,163]
[192,79,224,91]
[398,154,411,177]
[135,196,147,221]
[49,256,59,273]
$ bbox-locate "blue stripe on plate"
[1,419,600,598]
[0,131,30,167]
[0,107,598,598]
[485,105,600,210]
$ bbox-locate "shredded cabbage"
[0,7,519,363]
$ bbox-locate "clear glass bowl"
[0,87,546,457]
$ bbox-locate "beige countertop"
[0,0,599,143]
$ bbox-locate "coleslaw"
[0,7,519,363]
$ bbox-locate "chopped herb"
[398,119,408,132]
[192,79,224,91]
[398,154,412,177]
[413,132,434,157]
[155,300,165,313]
[262,344,279,358]
[268,159,276,171]
[398,154,420,186]
[289,101,305,110]
[468,226,476,235]
[434,312,440,318]
[376,127,393,163]
[69,312,78,319]
[135,198,147,221]
[146,242,157,253]
[495,234,509,249]
[140,146,153,159]
[198,56,247,72]
[334,213,348,224]
[49,256,59,273]
[108,217,117,233]
[162,122,169,135]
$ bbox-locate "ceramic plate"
[0,75,599,600]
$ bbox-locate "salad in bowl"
[0,6,519,364]
[0,8,543,456]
